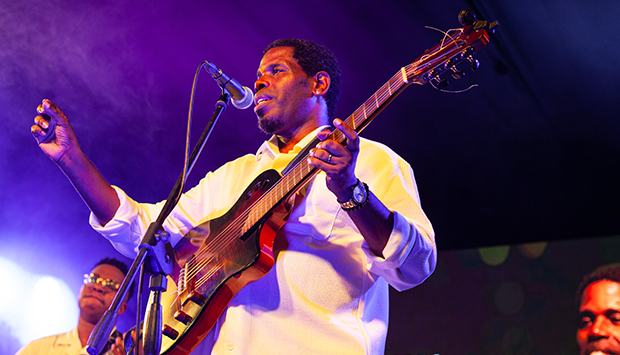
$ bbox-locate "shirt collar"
[61,326,118,348]
[255,125,331,160]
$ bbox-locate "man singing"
[32,38,436,354]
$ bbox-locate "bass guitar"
[155,9,498,354]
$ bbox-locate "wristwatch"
[338,179,369,211]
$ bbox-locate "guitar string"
[182,71,411,289]
[412,27,464,79]
[424,27,463,52]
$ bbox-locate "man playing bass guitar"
[31,38,437,355]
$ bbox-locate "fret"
[373,92,378,110]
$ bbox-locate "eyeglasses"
[83,273,121,293]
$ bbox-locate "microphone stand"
[86,91,233,355]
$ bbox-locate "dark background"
[1,0,619,354]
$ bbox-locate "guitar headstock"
[406,9,499,89]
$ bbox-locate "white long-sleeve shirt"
[91,128,436,354]
[15,328,119,355]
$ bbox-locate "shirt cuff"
[361,211,416,269]
[89,186,142,255]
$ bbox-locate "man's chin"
[81,295,104,305]
[258,116,283,135]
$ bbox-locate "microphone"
[203,61,254,109]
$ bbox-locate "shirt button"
[227,343,234,351]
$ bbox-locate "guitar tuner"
[468,56,480,70]
[451,67,465,80]
[458,9,477,27]
[463,46,476,56]
[458,9,500,34]
[431,77,449,90]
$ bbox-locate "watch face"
[353,184,366,203]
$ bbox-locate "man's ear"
[313,71,331,96]
[118,302,128,315]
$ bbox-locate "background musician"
[16,258,133,355]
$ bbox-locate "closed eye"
[605,310,620,325]
[579,311,595,329]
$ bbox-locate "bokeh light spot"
[495,281,524,316]
[479,245,510,266]
[518,241,547,259]
[0,257,78,348]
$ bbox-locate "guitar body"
[158,169,290,355]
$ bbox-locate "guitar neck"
[337,68,412,140]
[244,13,499,229]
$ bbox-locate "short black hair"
[575,263,620,306]
[264,38,342,119]
[94,257,134,300]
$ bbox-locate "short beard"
[257,115,284,135]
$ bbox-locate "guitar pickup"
[162,325,180,340]
[182,291,207,307]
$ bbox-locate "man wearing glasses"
[16,257,133,355]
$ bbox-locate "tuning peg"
[444,58,465,79]
[451,67,465,79]
[458,9,477,26]
[467,56,480,70]
[431,77,449,89]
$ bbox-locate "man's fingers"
[33,106,58,144]
[333,119,359,152]
[316,128,332,141]
[38,99,66,122]
[34,115,48,129]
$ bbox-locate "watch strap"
[339,179,369,211]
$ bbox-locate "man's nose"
[590,316,611,338]
[86,282,105,293]
[254,77,268,92]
